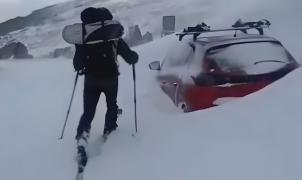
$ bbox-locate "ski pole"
[132,64,138,134]
[59,72,79,140]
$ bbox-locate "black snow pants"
[76,75,118,138]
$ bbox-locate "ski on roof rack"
[176,19,271,41]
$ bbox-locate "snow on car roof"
[195,34,279,48]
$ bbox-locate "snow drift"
[0,0,302,180]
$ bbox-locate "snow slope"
[1,0,302,180]
[1,0,301,59]
[0,0,212,57]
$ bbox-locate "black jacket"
[73,39,138,78]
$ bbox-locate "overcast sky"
[0,0,69,23]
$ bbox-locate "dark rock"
[14,42,33,59]
[142,32,153,43]
[125,25,153,46]
[51,46,74,58]
[0,42,16,59]
[126,25,143,46]
[0,41,33,60]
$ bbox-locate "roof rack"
[176,19,271,41]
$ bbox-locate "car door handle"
[161,81,178,86]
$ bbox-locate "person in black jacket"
[74,7,138,140]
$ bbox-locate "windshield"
[205,41,294,75]
[161,41,193,69]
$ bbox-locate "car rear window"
[205,41,295,75]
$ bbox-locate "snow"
[0,0,302,180]
[1,0,301,59]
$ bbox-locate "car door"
[158,41,195,106]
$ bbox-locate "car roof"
[194,34,280,49]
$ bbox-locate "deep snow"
[1,34,302,180]
[0,0,302,180]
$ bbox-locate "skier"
[73,7,138,141]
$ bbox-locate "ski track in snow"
[0,0,302,180]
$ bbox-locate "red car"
[149,20,299,112]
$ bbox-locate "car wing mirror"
[149,61,161,70]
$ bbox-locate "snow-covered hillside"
[0,0,211,57]
[1,0,302,180]
[0,0,301,59]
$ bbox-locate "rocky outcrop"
[142,32,153,43]
[0,42,33,60]
[125,25,153,47]
[50,47,75,58]
[14,43,34,59]
[126,25,143,46]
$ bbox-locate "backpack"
[78,39,119,78]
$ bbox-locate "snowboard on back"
[62,20,124,45]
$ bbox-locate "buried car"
[149,20,299,112]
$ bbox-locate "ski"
[102,126,117,143]
[102,134,109,143]
[75,145,88,180]
[102,107,122,142]
[75,132,89,180]
[176,19,271,41]
[74,108,122,180]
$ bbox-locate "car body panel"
[184,80,270,111]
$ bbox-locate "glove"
[128,51,139,65]
[130,58,138,65]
